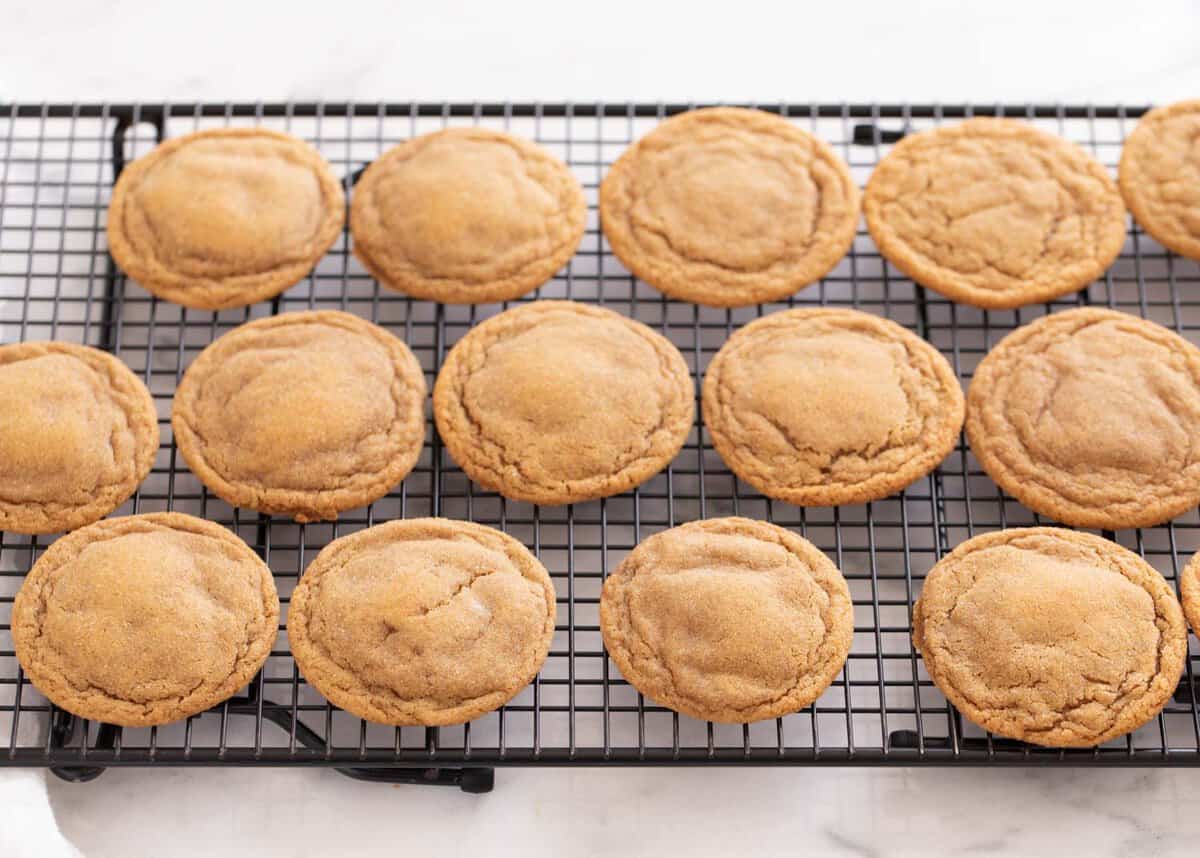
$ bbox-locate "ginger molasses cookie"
[703,308,963,505]
[173,311,426,522]
[288,518,555,726]
[0,342,157,534]
[864,118,1126,309]
[1178,551,1200,635]
[351,127,586,303]
[12,513,279,727]
[108,127,344,310]
[966,307,1200,529]
[600,107,860,307]
[600,517,853,723]
[433,301,693,505]
[1119,100,1200,260]
[913,527,1186,747]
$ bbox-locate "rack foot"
[335,766,494,793]
[49,765,107,783]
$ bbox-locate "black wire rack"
[3,102,1200,793]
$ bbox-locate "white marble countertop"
[5,2,1200,856]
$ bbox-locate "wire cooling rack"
[2,103,1200,791]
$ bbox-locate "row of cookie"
[13,510,1195,749]
[106,101,1200,314]
[4,298,1197,535]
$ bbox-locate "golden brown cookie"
[108,127,345,310]
[913,527,1186,748]
[287,518,555,726]
[1179,552,1200,635]
[350,128,586,303]
[599,107,860,307]
[0,342,158,534]
[966,307,1200,529]
[864,118,1127,309]
[600,517,853,723]
[433,301,693,505]
[173,311,426,522]
[703,308,963,505]
[12,512,279,727]
[1119,100,1200,260]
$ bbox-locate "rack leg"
[246,700,496,793]
[334,766,494,793]
[47,709,111,783]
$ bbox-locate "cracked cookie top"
[599,107,860,307]
[864,118,1126,309]
[966,308,1200,529]
[172,311,427,522]
[432,301,693,505]
[12,513,280,727]
[287,518,556,726]
[108,128,345,310]
[350,127,586,304]
[702,308,963,505]
[600,517,853,723]
[0,342,158,534]
[913,527,1186,748]
[1119,99,1200,261]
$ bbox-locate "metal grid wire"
[3,102,1200,772]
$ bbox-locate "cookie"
[0,342,158,534]
[599,107,860,307]
[600,517,852,723]
[433,301,693,505]
[966,307,1200,529]
[913,527,1186,747]
[287,518,555,726]
[864,118,1127,309]
[703,308,963,505]
[1119,100,1200,260]
[108,127,344,310]
[173,311,426,522]
[12,512,279,727]
[350,128,586,303]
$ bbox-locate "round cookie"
[600,517,852,723]
[0,342,158,534]
[703,308,963,505]
[12,512,280,727]
[287,518,556,726]
[599,107,860,307]
[350,128,586,303]
[433,301,693,505]
[1119,100,1200,260]
[913,527,1186,747]
[1180,552,1200,635]
[108,127,345,310]
[173,311,426,522]
[864,118,1127,309]
[966,307,1200,529]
